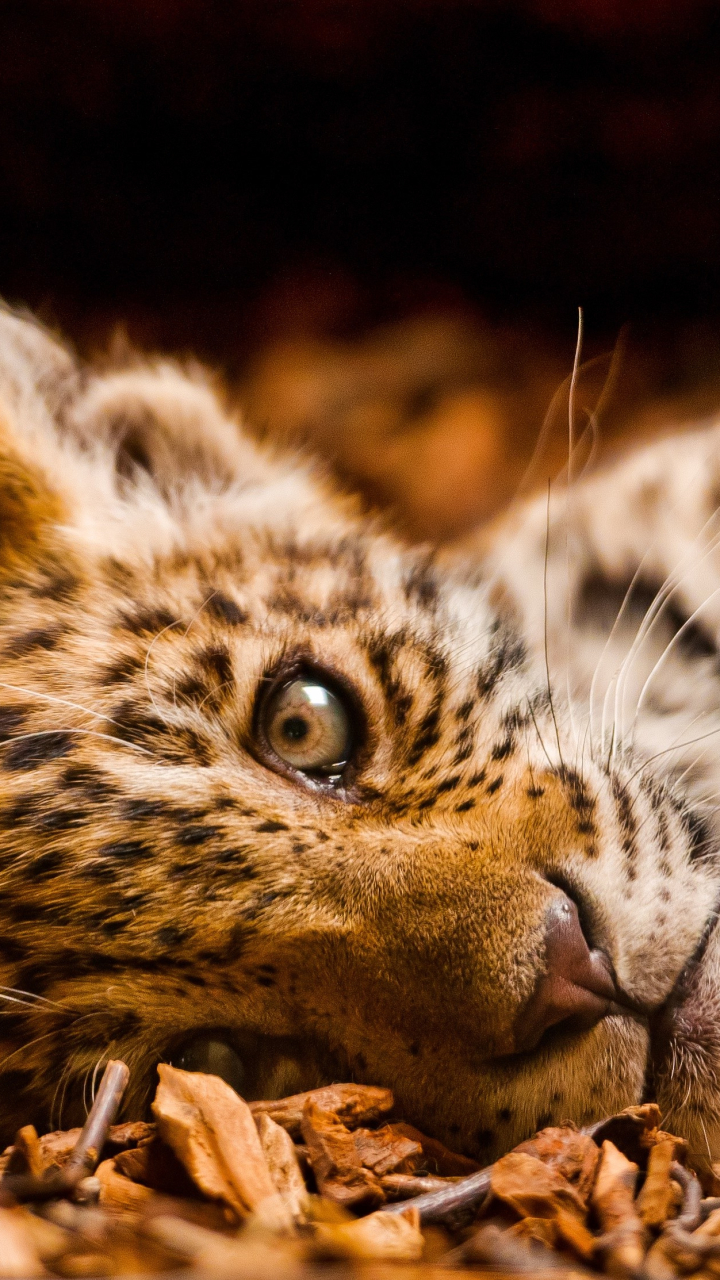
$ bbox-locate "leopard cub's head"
[0,307,715,1161]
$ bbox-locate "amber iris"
[264,677,352,776]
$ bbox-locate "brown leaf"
[38,1127,81,1169]
[146,1213,304,1276]
[250,1083,394,1140]
[554,1207,597,1261]
[300,1099,385,1211]
[384,1121,480,1176]
[311,1203,423,1260]
[515,1125,600,1206]
[636,1138,677,1228]
[353,1123,423,1176]
[255,1112,310,1223]
[5,1126,44,1178]
[507,1215,557,1248]
[152,1064,288,1225]
[97,1159,237,1231]
[0,1207,44,1277]
[106,1121,156,1152]
[591,1140,647,1278]
[490,1151,587,1221]
[114,1137,199,1197]
[459,1221,560,1270]
[96,1158,156,1216]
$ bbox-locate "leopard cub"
[0,305,718,1171]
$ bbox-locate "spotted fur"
[0,306,718,1171]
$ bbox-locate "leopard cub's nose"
[514,892,618,1053]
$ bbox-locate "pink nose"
[514,893,618,1053]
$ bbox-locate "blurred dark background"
[3,0,720,537]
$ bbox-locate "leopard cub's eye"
[264,677,352,778]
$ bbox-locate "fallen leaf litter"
[1,1060,720,1276]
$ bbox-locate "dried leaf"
[508,1215,557,1248]
[516,1125,600,1205]
[0,1206,44,1277]
[554,1207,598,1261]
[250,1083,394,1140]
[38,1127,82,1169]
[312,1203,423,1260]
[353,1123,423,1176]
[106,1121,155,1152]
[490,1151,586,1221]
[636,1138,677,1228]
[591,1140,646,1278]
[114,1136,198,1197]
[459,1221,560,1270]
[145,1213,304,1276]
[152,1064,289,1227]
[255,1112,310,1223]
[300,1099,385,1211]
[5,1125,44,1178]
[384,1122,481,1176]
[96,1158,156,1216]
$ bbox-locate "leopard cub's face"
[0,308,717,1160]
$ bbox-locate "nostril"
[513,891,618,1054]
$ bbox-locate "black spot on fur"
[208,593,248,626]
[527,785,545,798]
[611,776,638,868]
[403,558,439,610]
[475,1127,495,1153]
[31,570,80,601]
[486,776,503,795]
[37,807,87,832]
[256,820,289,834]
[682,807,715,863]
[497,1107,513,1122]
[407,704,443,765]
[119,606,178,635]
[123,798,168,820]
[476,623,526,699]
[455,798,475,812]
[178,825,218,846]
[99,654,143,686]
[4,627,62,658]
[0,706,29,741]
[61,764,116,799]
[491,735,514,761]
[97,839,153,862]
[469,770,486,787]
[30,849,64,876]
[198,644,233,687]
[437,776,461,793]
[156,924,188,949]
[2,731,74,771]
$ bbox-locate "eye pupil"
[281,715,309,742]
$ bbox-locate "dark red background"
[1,0,718,356]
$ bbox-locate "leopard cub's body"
[0,306,719,1168]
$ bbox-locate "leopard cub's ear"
[0,306,80,570]
[68,359,268,499]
